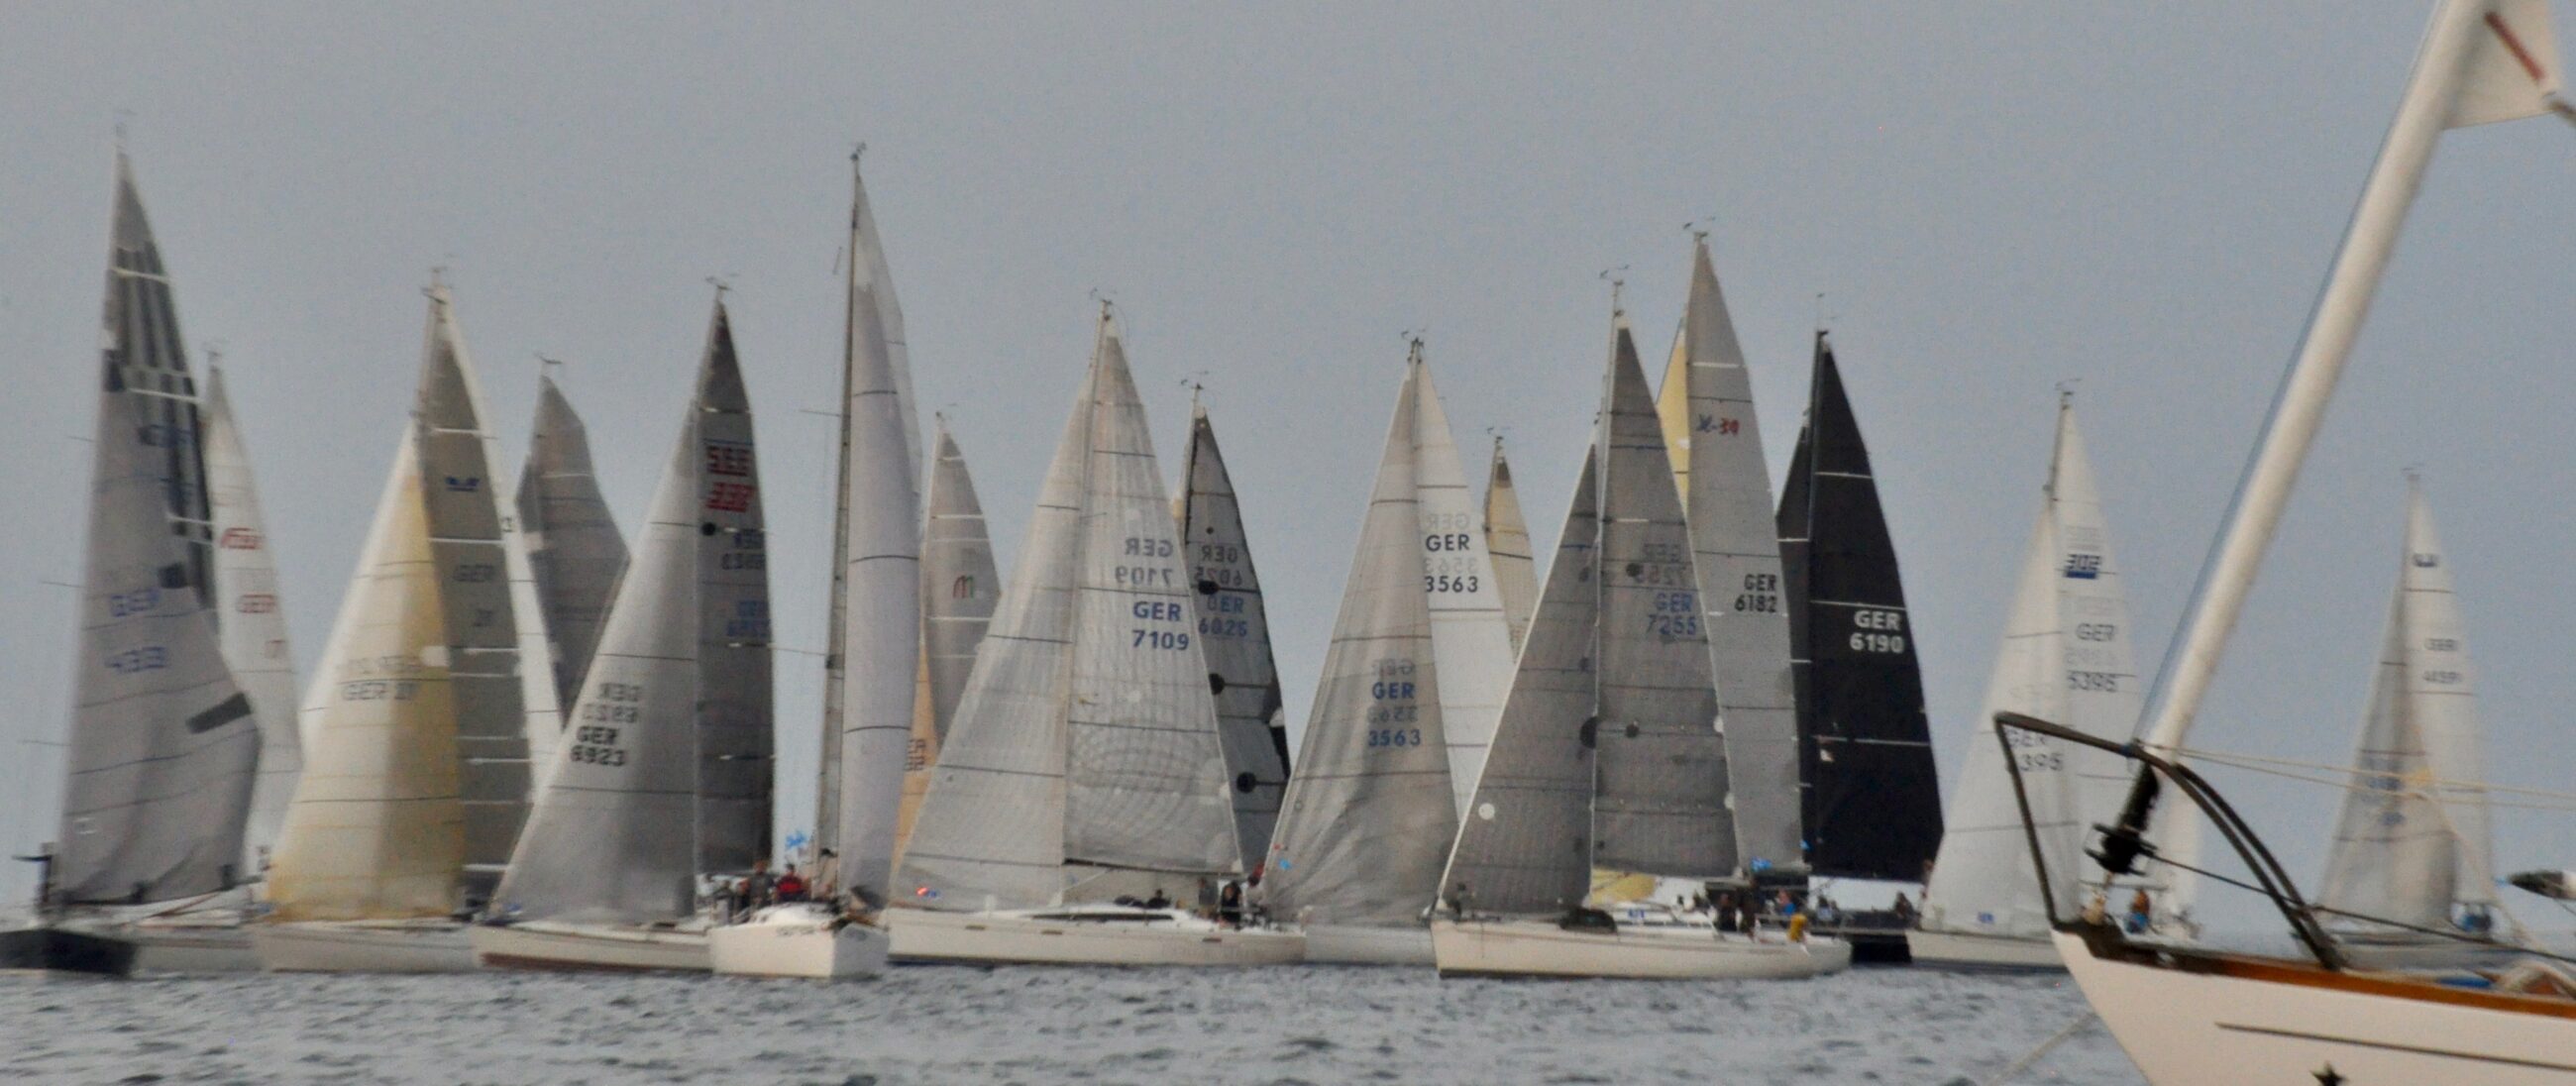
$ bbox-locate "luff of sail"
[1664,236,1803,877]
[267,438,463,920]
[1777,332,1943,882]
[1264,344,1516,927]
[516,375,628,710]
[898,314,1238,908]
[833,258,923,908]
[1179,405,1292,869]
[2317,479,2497,930]
[54,330,260,905]
[1483,438,1538,656]
[203,367,302,874]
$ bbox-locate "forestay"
[2317,480,2497,929]
[1263,346,1516,927]
[203,368,302,874]
[516,375,628,710]
[1179,406,1292,868]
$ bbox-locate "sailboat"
[710,155,914,979]
[1261,341,1516,965]
[252,282,560,973]
[472,298,773,973]
[1483,437,1538,655]
[2017,3,2576,1081]
[883,309,1302,966]
[1177,403,1293,871]
[2,157,264,977]
[1430,310,1850,980]
[1658,234,1805,886]
[892,418,1003,856]
[517,373,628,712]
[2312,477,2514,969]
[1777,332,1944,885]
[1913,393,2196,970]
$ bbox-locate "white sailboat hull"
[2060,928,2576,1084]
[469,921,709,973]
[707,905,889,979]
[1299,923,1434,966]
[252,920,476,973]
[1906,927,2064,972]
[126,923,260,974]
[886,907,1305,966]
[1431,918,1850,980]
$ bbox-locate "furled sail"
[1777,333,1943,881]
[1263,344,1516,926]
[495,300,774,921]
[816,156,923,857]
[1922,396,2155,939]
[516,375,628,709]
[1483,438,1538,655]
[898,313,1238,908]
[2317,480,2497,930]
[54,269,260,902]
[1179,405,1292,869]
[202,367,301,873]
[1660,236,1803,876]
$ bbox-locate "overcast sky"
[8,4,2576,932]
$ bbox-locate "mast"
[814,150,864,857]
[2106,0,2566,873]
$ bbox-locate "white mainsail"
[1659,236,1802,876]
[1922,395,2170,940]
[2316,479,2497,929]
[833,253,923,908]
[1178,405,1292,868]
[495,300,774,922]
[1483,438,1538,655]
[1443,318,1734,914]
[816,155,923,858]
[516,375,628,710]
[897,313,1239,908]
[1263,343,1516,926]
[898,421,1001,858]
[202,367,302,874]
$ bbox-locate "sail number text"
[1847,608,1907,654]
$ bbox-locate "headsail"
[1179,405,1292,868]
[690,305,775,877]
[1663,236,1803,877]
[1264,344,1515,926]
[1778,333,1942,881]
[516,375,628,709]
[898,420,999,858]
[2316,480,2497,929]
[202,367,302,874]
[1483,438,1539,655]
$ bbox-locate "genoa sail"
[1263,344,1516,927]
[516,375,628,710]
[203,367,302,874]
[1179,405,1293,869]
[898,420,999,858]
[2316,479,2498,931]
[1483,438,1539,656]
[1777,332,1943,882]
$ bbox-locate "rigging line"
[2149,849,2576,971]
[2179,744,2576,808]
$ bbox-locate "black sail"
[1776,333,1943,881]
[103,156,214,608]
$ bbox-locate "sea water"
[1,966,2142,1084]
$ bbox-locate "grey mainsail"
[922,418,1001,740]
[1484,438,1539,656]
[495,300,774,921]
[1178,405,1291,869]
[203,367,302,873]
[898,313,1238,907]
[516,375,628,709]
[1662,237,1801,876]
[1264,344,1517,926]
[99,155,214,608]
